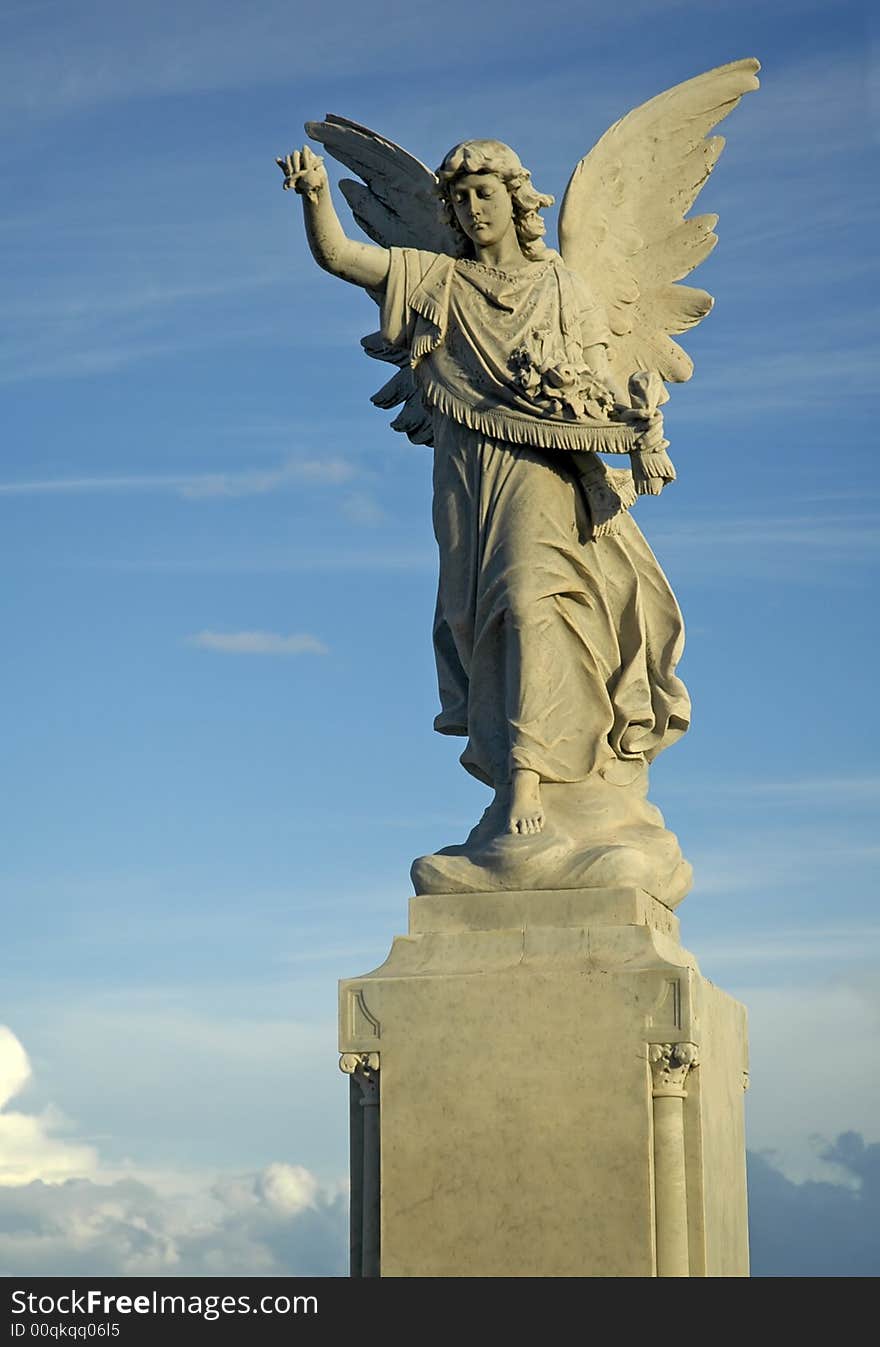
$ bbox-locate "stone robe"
[378,247,690,790]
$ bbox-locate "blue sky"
[1,0,878,1276]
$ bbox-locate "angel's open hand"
[276,146,328,204]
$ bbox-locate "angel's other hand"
[637,416,666,454]
[275,146,328,203]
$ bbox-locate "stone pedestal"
[339,888,749,1278]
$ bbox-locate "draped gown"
[377,247,691,792]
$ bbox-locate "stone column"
[339,1051,380,1278]
[648,1041,699,1277]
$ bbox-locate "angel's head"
[435,140,554,261]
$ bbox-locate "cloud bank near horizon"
[1,1025,877,1276]
[0,1026,346,1276]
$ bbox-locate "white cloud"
[259,1163,320,1216]
[0,1167,347,1277]
[188,630,328,656]
[0,1025,346,1275]
[0,1027,30,1109]
[9,997,345,1179]
[0,1027,97,1188]
[747,1135,880,1277]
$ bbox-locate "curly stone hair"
[435,140,555,261]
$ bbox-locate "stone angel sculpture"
[277,58,759,906]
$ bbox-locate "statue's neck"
[473,225,529,272]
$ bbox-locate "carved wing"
[558,58,760,397]
[306,115,466,445]
[306,114,462,254]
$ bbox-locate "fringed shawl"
[379,248,642,456]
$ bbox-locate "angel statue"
[277,58,759,906]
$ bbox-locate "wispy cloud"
[179,459,356,498]
[694,925,880,968]
[187,631,328,656]
[4,276,276,326]
[0,458,356,499]
[650,511,880,558]
[102,547,436,574]
[339,491,388,527]
[746,776,880,800]
[669,343,880,417]
[0,0,702,126]
[730,42,875,163]
[0,268,288,385]
[680,815,880,900]
[667,775,880,803]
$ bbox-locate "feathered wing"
[306,115,465,445]
[558,58,760,398]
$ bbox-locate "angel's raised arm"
[277,146,390,291]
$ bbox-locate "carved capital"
[340,1051,380,1104]
[649,1041,699,1098]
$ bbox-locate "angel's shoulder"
[395,245,444,262]
[390,245,456,283]
[550,255,605,315]
[386,245,430,267]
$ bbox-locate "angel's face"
[449,172,514,249]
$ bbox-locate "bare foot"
[507,769,545,835]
